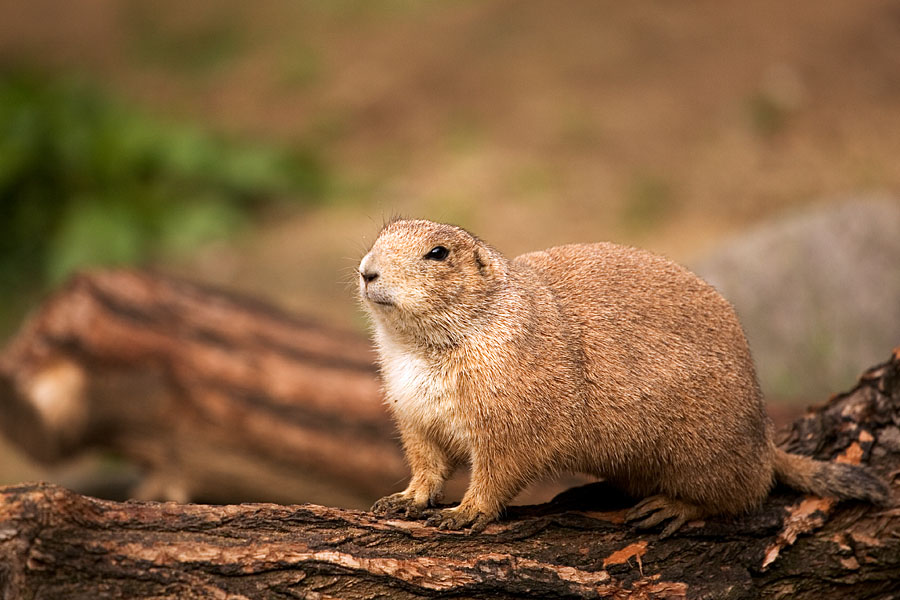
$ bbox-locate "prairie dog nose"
[359,253,379,284]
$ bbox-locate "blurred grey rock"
[692,196,900,402]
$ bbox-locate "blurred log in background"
[0,270,396,507]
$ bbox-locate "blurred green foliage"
[0,70,328,330]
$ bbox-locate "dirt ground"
[1,0,897,490]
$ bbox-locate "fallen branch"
[0,270,402,507]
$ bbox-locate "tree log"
[1,349,899,599]
[0,270,403,507]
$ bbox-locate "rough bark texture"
[1,350,899,598]
[0,270,403,508]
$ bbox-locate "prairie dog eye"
[424,246,449,261]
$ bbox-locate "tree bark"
[1,349,899,598]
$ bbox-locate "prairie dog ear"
[473,245,504,279]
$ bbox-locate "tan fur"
[359,219,888,535]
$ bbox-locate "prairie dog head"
[358,219,507,347]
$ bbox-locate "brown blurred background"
[1,0,899,500]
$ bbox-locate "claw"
[658,516,688,539]
[425,506,493,533]
[632,510,672,530]
[467,513,492,535]
[625,496,669,522]
[371,493,428,520]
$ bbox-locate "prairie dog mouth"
[364,289,395,307]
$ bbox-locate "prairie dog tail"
[772,447,890,505]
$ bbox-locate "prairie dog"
[359,219,888,536]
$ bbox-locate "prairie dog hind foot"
[626,495,709,538]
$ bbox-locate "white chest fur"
[375,332,470,455]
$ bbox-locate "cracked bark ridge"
[1,350,899,599]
